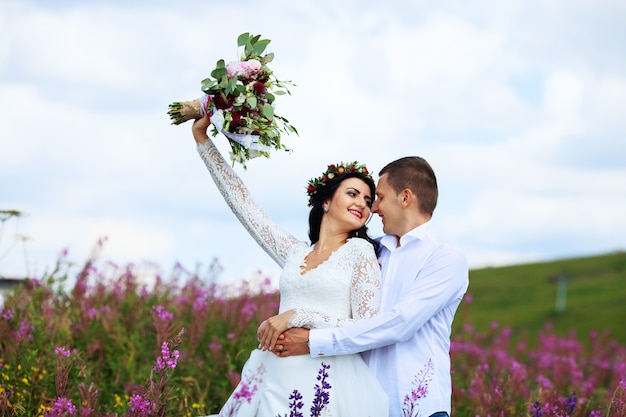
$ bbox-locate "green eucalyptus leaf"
[237,33,250,47]
[262,103,274,120]
[265,52,275,63]
[211,65,227,79]
[218,76,229,89]
[274,90,286,96]
[252,39,270,57]
[201,78,216,91]
[247,97,257,108]
[226,76,238,95]
[266,92,275,103]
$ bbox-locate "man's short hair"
[379,156,438,215]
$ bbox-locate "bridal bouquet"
[168,33,298,167]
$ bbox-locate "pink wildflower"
[153,342,179,371]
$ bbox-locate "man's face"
[372,174,403,236]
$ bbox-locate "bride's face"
[326,177,373,231]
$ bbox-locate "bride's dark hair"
[307,172,380,256]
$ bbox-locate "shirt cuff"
[308,327,335,357]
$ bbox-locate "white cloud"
[1,0,625,282]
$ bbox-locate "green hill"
[454,251,626,347]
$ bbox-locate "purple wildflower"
[152,305,174,322]
[45,397,76,416]
[193,295,209,312]
[14,319,35,341]
[55,346,71,358]
[564,391,577,414]
[153,341,179,371]
[80,408,93,417]
[86,307,98,319]
[128,394,152,414]
[288,389,304,417]
[233,381,258,404]
[209,341,223,352]
[536,374,553,390]
[530,401,543,417]
[220,364,264,416]
[402,359,433,417]
[27,277,42,287]
[240,299,259,320]
[1,307,13,320]
[310,362,331,417]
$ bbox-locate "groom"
[273,156,469,417]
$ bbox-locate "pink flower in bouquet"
[226,61,242,78]
[242,59,262,73]
[227,59,262,78]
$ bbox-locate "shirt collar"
[380,220,432,251]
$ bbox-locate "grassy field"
[456,251,626,347]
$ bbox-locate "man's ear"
[400,188,414,208]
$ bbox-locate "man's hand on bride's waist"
[272,328,311,357]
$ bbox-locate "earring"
[323,206,328,213]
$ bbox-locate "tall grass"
[0,245,624,416]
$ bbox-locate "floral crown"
[306,162,373,206]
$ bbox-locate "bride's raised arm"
[192,116,298,268]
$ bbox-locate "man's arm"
[299,247,468,358]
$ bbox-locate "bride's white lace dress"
[197,140,389,417]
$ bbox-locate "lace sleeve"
[288,241,382,329]
[196,140,299,267]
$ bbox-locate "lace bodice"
[280,238,381,328]
[197,140,382,328]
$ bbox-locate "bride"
[190,115,388,417]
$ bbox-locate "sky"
[1,0,625,287]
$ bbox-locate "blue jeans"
[429,413,449,417]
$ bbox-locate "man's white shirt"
[308,221,469,417]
